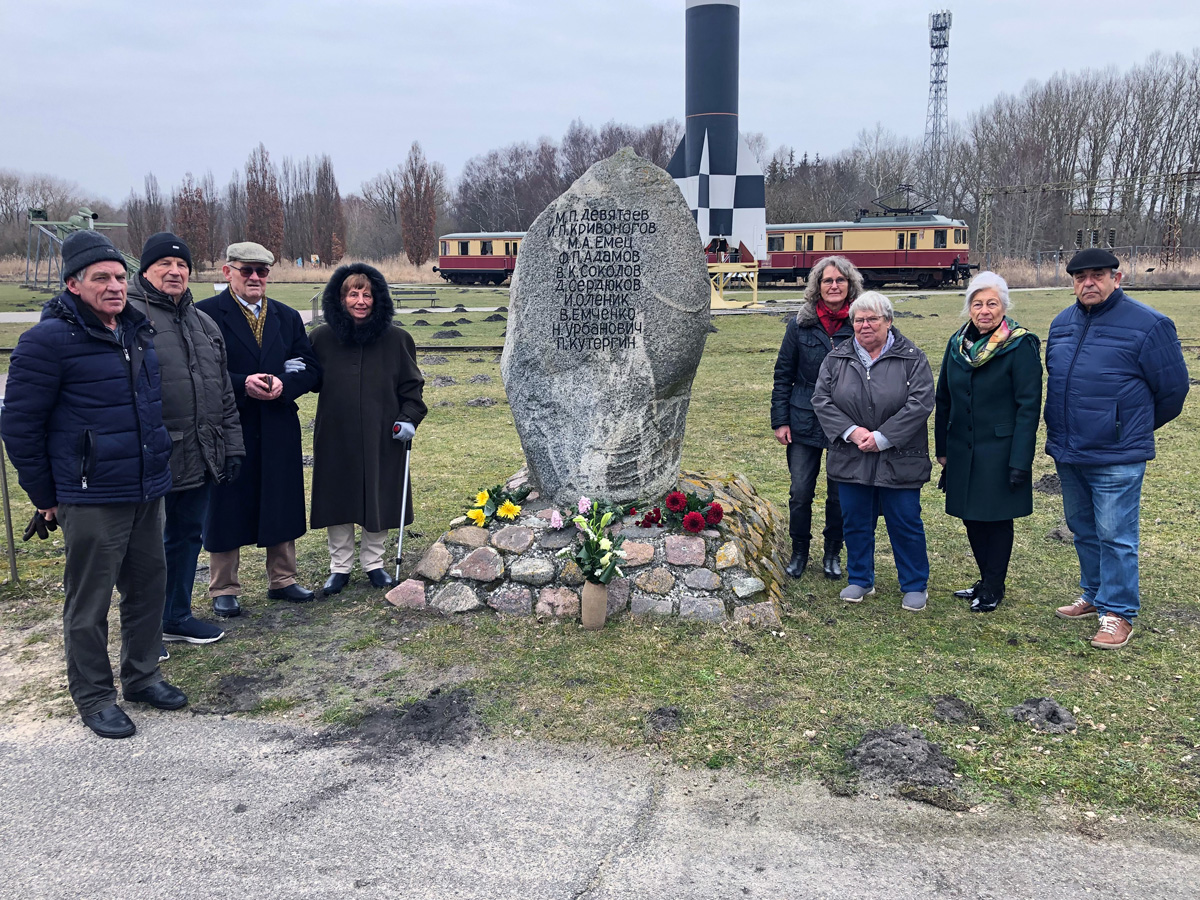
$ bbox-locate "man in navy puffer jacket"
[1044,248,1189,650]
[1,231,189,738]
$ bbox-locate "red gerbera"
[682,511,705,533]
[665,491,688,512]
[704,502,724,526]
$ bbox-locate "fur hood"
[321,262,395,345]
[794,298,820,328]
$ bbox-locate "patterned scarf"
[816,300,850,336]
[235,294,269,346]
[953,316,1028,368]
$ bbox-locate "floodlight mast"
[923,10,952,203]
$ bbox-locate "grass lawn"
[1,286,1198,823]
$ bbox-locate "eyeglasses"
[229,265,270,278]
[852,316,885,327]
[821,277,848,286]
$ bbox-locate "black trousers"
[57,499,166,716]
[962,518,1014,592]
[786,442,843,554]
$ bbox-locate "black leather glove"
[221,456,243,485]
[936,469,947,493]
[1008,467,1029,491]
[22,510,58,541]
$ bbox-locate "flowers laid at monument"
[559,497,628,585]
[636,490,725,533]
[465,483,532,527]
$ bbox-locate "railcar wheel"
[916,273,936,289]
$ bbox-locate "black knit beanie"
[61,231,126,282]
[139,232,193,274]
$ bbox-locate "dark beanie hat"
[139,232,193,274]
[1066,247,1120,274]
[61,230,127,281]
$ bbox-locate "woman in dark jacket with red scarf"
[770,256,861,579]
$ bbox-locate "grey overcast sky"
[2,0,1199,203]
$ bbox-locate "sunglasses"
[229,265,270,278]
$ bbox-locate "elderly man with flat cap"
[1044,248,1188,649]
[127,233,244,648]
[196,242,320,616]
[1,231,187,738]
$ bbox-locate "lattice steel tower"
[923,11,952,196]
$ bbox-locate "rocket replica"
[666,0,767,262]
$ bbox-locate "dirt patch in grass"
[932,694,990,728]
[312,687,478,761]
[848,725,958,788]
[1007,697,1078,733]
[1034,473,1062,495]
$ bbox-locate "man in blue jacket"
[1,231,188,737]
[1045,248,1189,649]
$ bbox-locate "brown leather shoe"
[1055,597,1098,620]
[1091,615,1133,650]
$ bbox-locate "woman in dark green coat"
[934,272,1042,612]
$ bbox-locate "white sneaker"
[840,584,875,603]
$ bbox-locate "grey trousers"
[57,499,166,716]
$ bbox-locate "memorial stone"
[501,148,710,505]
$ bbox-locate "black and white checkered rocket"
[666,0,767,261]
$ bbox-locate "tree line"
[3,49,1198,266]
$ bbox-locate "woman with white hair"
[770,256,861,579]
[934,271,1042,612]
[812,292,935,612]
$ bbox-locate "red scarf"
[816,300,849,336]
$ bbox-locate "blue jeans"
[838,483,929,593]
[162,485,210,627]
[1056,461,1144,622]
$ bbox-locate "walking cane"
[394,438,413,582]
[0,407,18,583]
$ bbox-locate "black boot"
[785,545,809,578]
[822,550,843,580]
[969,583,1004,613]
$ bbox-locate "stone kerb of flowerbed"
[386,470,787,627]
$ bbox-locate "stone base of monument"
[386,471,788,628]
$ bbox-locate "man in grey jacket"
[127,233,244,646]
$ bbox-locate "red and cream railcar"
[759,214,973,289]
[433,232,523,285]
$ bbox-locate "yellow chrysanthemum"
[475,490,490,506]
[466,508,487,527]
[497,500,522,520]
[599,537,612,551]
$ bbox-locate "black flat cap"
[1066,248,1120,273]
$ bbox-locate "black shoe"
[367,568,396,589]
[969,585,1004,614]
[323,572,350,595]
[953,581,983,600]
[267,583,316,603]
[822,552,843,580]
[82,704,136,739]
[159,644,170,662]
[784,550,809,578]
[213,595,241,617]
[162,615,225,644]
[124,680,188,710]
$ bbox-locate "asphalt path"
[2,715,1197,899]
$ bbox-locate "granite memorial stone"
[501,148,710,505]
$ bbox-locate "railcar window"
[480,241,493,256]
[440,241,448,256]
[825,233,842,251]
[897,233,906,250]
[794,235,803,252]
[807,235,814,252]
[934,229,947,248]
[458,241,470,256]
[768,235,784,252]
[909,232,917,250]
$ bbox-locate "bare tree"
[172,173,210,269]
[244,144,284,262]
[398,141,441,267]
